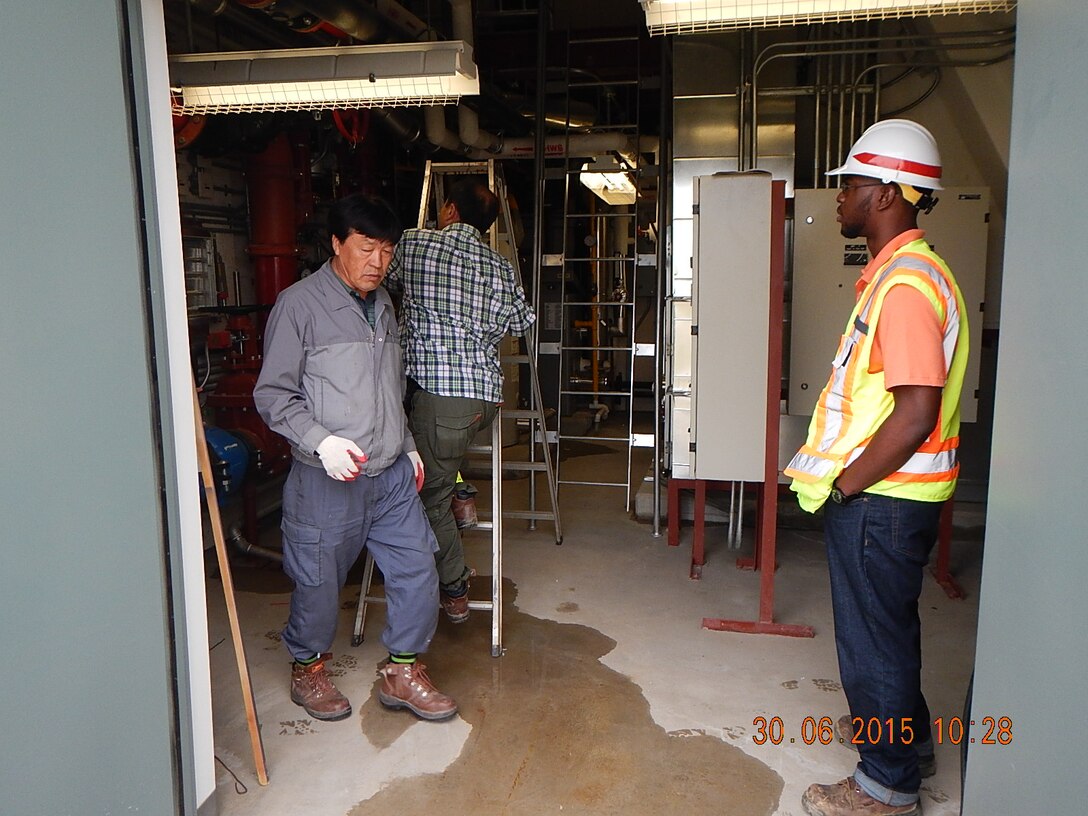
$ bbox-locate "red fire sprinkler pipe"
[245,131,300,306]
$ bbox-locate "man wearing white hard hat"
[785,119,970,816]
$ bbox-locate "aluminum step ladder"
[352,159,561,658]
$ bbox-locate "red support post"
[930,500,965,599]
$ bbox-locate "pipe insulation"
[450,0,502,152]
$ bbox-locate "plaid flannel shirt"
[385,223,535,402]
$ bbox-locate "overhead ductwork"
[463,132,649,161]
[290,0,431,42]
[449,0,502,154]
[424,106,465,153]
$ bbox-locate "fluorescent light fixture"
[641,0,1016,35]
[169,41,479,114]
[580,158,637,206]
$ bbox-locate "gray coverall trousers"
[279,453,440,659]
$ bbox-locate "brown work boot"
[440,569,475,623]
[837,715,936,778]
[377,662,458,721]
[440,588,470,623]
[802,778,921,816]
[451,492,478,529]
[290,654,351,721]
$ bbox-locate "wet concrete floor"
[208,468,980,816]
[350,580,782,815]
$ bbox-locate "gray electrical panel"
[790,187,988,422]
[690,172,773,481]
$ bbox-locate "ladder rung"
[501,408,544,419]
[478,8,536,17]
[465,459,550,472]
[565,212,638,219]
[561,434,631,443]
[561,258,635,265]
[570,123,639,131]
[560,302,635,308]
[425,161,491,172]
[569,34,641,45]
[506,461,549,471]
[503,510,557,521]
[465,445,492,455]
[561,393,635,400]
[560,346,635,353]
[563,256,635,262]
[560,479,630,488]
[501,354,531,364]
[466,600,494,611]
[569,79,640,89]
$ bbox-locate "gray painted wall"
[0,3,182,813]
[964,3,1088,813]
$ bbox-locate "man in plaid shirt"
[385,178,535,622]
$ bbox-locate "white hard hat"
[828,118,943,191]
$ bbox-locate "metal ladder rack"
[353,159,561,657]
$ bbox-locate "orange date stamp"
[751,716,1013,746]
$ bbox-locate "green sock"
[295,654,320,666]
[389,652,417,664]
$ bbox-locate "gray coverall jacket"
[254,261,416,475]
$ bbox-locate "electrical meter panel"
[183,236,218,310]
[790,187,989,423]
[689,172,774,482]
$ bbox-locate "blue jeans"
[824,493,943,806]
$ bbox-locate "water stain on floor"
[349,580,782,816]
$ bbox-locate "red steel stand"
[701,181,814,638]
[930,501,964,599]
[667,477,732,579]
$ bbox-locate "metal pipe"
[652,37,669,539]
[749,26,1014,164]
[849,24,859,147]
[228,525,283,562]
[729,484,738,547]
[739,31,748,171]
[466,133,650,161]
[754,26,1017,73]
[245,132,299,306]
[838,43,848,168]
[292,0,430,42]
[424,106,463,153]
[732,481,745,548]
[530,0,547,335]
[824,54,833,187]
[448,0,503,152]
[370,107,425,146]
[851,52,1015,93]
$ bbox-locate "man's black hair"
[446,178,499,234]
[328,193,403,244]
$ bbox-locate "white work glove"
[315,435,367,481]
[407,450,425,492]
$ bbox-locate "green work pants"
[408,389,498,589]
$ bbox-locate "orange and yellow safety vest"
[785,238,969,512]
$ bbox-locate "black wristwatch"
[829,480,860,505]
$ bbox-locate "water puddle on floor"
[350,579,782,815]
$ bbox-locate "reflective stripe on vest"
[785,244,967,509]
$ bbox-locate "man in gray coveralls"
[254,193,456,723]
